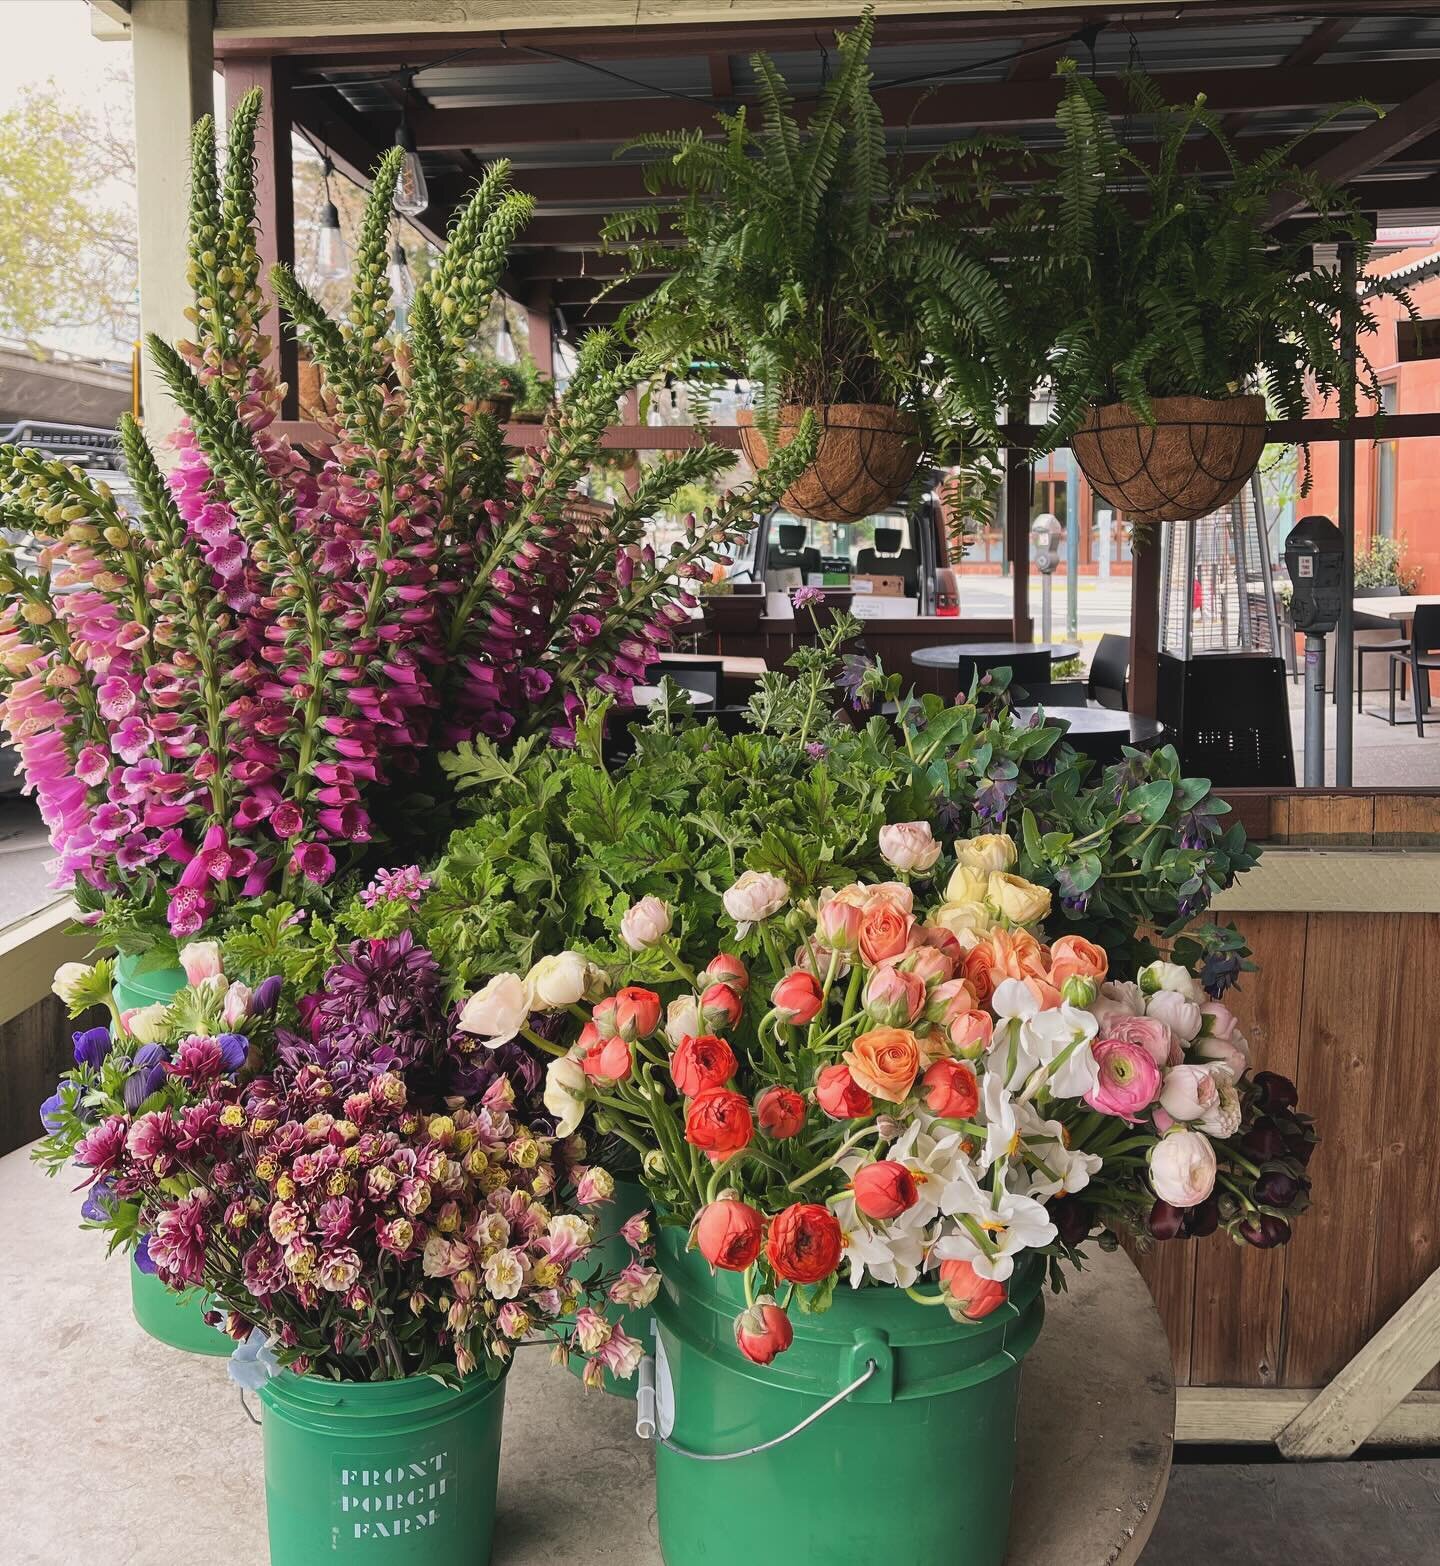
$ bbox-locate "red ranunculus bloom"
[771,969,825,1025]
[684,1087,753,1157]
[767,1202,843,1284]
[671,1034,737,1097]
[754,1085,806,1139]
[852,1160,920,1220]
[734,1296,793,1364]
[614,985,661,1041]
[940,1258,1006,1319]
[694,1197,765,1270]
[814,1062,873,1121]
[922,1058,980,1119]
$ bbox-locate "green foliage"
[604,8,1006,460]
[1354,533,1421,593]
[976,64,1414,450]
[459,348,552,416]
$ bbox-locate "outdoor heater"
[1155,473,1295,787]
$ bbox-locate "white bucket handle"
[635,1356,878,1462]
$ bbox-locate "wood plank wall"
[0,995,71,1158]
[1132,791,1440,1388]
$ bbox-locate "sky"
[0,1,130,114]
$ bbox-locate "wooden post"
[525,283,555,384]
[131,0,214,447]
[223,58,297,418]
[1005,411,1034,643]
[1129,533,1162,717]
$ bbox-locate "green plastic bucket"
[258,1366,507,1564]
[651,1227,1045,1566]
[568,1173,653,1398]
[129,1256,232,1356]
[112,953,226,1353]
[112,949,188,1013]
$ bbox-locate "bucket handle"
[636,1356,877,1461]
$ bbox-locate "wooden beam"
[224,58,298,417]
[1175,1386,1440,1448]
[1277,1265,1440,1459]
[1004,411,1033,645]
[410,63,1440,151]
[1265,76,1440,226]
[1129,535,1161,718]
[523,281,554,380]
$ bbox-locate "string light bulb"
[316,157,348,281]
[392,79,430,217]
[387,238,413,333]
[495,311,518,366]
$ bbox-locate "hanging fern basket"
[476,394,515,423]
[1071,395,1267,526]
[737,404,921,524]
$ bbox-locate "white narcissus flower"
[933,1186,1057,1281]
[1018,1005,1100,1100]
[1138,960,1203,1003]
[878,821,942,873]
[619,895,672,953]
[953,834,1017,873]
[178,940,224,987]
[457,973,529,1047]
[524,951,590,1009]
[1023,1138,1104,1202]
[1148,1128,1217,1207]
[722,870,789,933]
[832,1190,928,1288]
[543,1054,589,1138]
[979,1071,1020,1172]
[51,962,96,1006]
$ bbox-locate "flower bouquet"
[39,938,652,1562]
[460,830,1313,1566]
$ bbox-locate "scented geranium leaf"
[1124,779,1175,823]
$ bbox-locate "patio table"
[912,640,1082,668]
[2,1142,1173,1565]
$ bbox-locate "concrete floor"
[1141,1458,1440,1565]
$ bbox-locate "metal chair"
[1087,635,1130,710]
[1022,680,1089,708]
[955,650,1051,698]
[1397,604,1440,737]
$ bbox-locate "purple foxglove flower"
[216,1033,249,1073]
[72,1026,113,1072]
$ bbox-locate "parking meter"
[1284,515,1345,786]
[1030,513,1063,640]
[1284,515,1344,634]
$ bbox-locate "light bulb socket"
[321,199,341,230]
[395,122,418,154]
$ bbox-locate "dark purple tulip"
[72,1026,113,1071]
[216,1033,250,1073]
[1252,1170,1301,1207]
[1050,1195,1092,1248]
[1185,1196,1220,1238]
[1238,1214,1292,1249]
[39,1089,66,1133]
[1148,1199,1186,1240]
[1240,1120,1288,1161]
[1288,1133,1317,1168]
[1253,1072,1298,1113]
[249,976,283,1017]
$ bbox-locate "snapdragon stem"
[905,1287,951,1307]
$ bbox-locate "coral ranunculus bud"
[734,1296,794,1365]
[614,985,661,1041]
[814,1062,873,1121]
[702,953,750,994]
[694,1195,764,1270]
[771,969,824,1025]
[922,1058,979,1120]
[700,981,744,1031]
[755,1085,807,1139]
[852,1160,919,1220]
[939,1258,1006,1320]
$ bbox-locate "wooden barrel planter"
[475,394,515,422]
[737,404,921,524]
[1071,394,1266,526]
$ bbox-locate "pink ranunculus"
[178,939,223,987]
[1147,989,1202,1046]
[878,821,942,873]
[1098,1014,1176,1069]
[863,964,925,1026]
[1195,1004,1250,1078]
[1158,1063,1219,1122]
[1148,1129,1217,1209]
[816,894,863,953]
[1084,1039,1162,1124]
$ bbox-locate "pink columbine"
[608,1262,660,1309]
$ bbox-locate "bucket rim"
[259,1361,510,1414]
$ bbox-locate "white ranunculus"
[525,951,590,1009]
[722,870,789,932]
[1148,1129,1217,1208]
[1158,1063,1218,1122]
[543,1055,589,1137]
[663,992,703,1045]
[1138,960,1203,1003]
[1197,1069,1242,1139]
[619,895,672,953]
[51,962,97,1006]
[457,972,529,1047]
[1147,988,1203,1045]
[178,940,224,987]
[878,821,942,874]
[952,834,1017,873]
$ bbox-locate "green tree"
[0,85,137,348]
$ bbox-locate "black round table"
[912,640,1082,668]
[1014,706,1167,762]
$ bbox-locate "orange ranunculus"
[684,1088,754,1157]
[857,896,915,966]
[965,926,1051,1004]
[1024,974,1063,1010]
[671,1034,737,1097]
[1048,934,1109,987]
[767,1202,843,1284]
[843,1026,921,1103]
